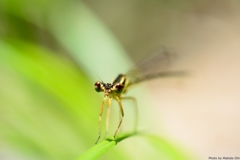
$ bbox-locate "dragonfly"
[94,47,184,144]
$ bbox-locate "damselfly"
[94,47,183,144]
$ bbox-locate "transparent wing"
[126,46,178,85]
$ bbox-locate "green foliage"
[76,133,135,160]
[77,132,193,160]
[0,40,97,159]
[0,0,193,159]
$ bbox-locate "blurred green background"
[1,0,240,160]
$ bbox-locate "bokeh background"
[1,0,240,159]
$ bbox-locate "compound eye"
[115,83,124,93]
[94,81,102,92]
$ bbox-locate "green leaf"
[47,2,132,81]
[76,132,194,160]
[0,39,99,159]
[76,132,136,160]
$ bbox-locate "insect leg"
[114,96,124,144]
[95,96,107,145]
[121,96,138,133]
[105,98,112,137]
